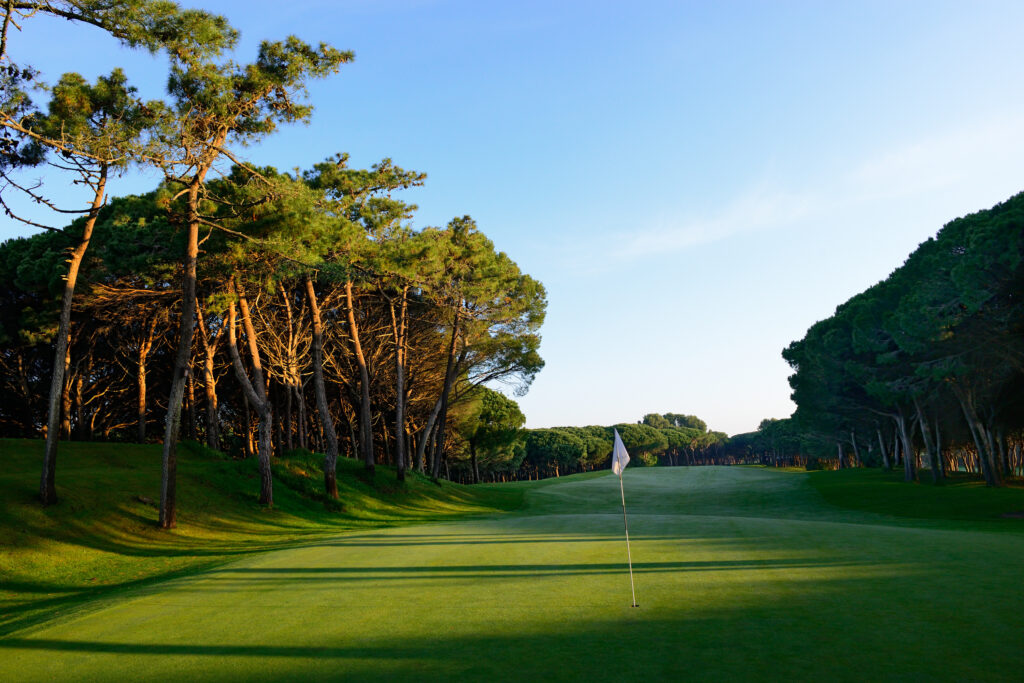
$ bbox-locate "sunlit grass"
[3,450,1024,681]
[0,438,522,636]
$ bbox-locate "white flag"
[612,429,630,476]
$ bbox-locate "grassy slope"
[4,454,1024,681]
[0,439,522,636]
[807,467,1024,524]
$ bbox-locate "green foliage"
[524,429,586,475]
[783,191,1024,484]
[612,422,668,462]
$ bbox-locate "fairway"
[3,467,1023,681]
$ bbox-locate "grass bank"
[807,466,1024,526]
[0,439,522,636]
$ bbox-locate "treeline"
[0,1,544,526]
[0,181,545,470]
[472,413,738,484]
[776,191,1024,484]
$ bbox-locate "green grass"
[806,466,1024,523]
[0,439,522,636]
[3,447,1024,681]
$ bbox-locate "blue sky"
[5,1,1024,435]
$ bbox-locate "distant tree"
[612,423,667,466]
[461,386,525,483]
[642,413,670,430]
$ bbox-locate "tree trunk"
[876,426,890,470]
[470,439,480,484]
[186,370,198,441]
[296,383,307,451]
[159,176,203,529]
[73,369,85,440]
[894,411,915,482]
[415,397,443,473]
[431,314,461,480]
[306,276,339,499]
[228,292,275,506]
[60,347,72,440]
[40,168,107,505]
[952,383,1002,487]
[196,302,221,450]
[345,280,374,472]
[389,289,409,482]
[913,396,942,484]
[285,377,294,452]
[136,316,156,443]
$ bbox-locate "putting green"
[3,467,1023,681]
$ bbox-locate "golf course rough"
[3,467,1023,682]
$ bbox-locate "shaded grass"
[807,467,1024,526]
[0,438,523,636]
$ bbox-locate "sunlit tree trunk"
[227,285,274,506]
[40,168,107,505]
[196,303,221,450]
[431,315,460,480]
[160,176,201,529]
[389,288,409,481]
[345,280,374,472]
[136,316,157,443]
[305,276,339,499]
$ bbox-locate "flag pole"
[618,472,638,608]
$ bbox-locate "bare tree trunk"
[305,276,339,499]
[389,288,409,481]
[913,396,942,484]
[894,410,915,482]
[952,384,1001,486]
[60,346,72,440]
[431,314,461,480]
[15,352,33,437]
[345,280,374,472]
[229,281,274,505]
[416,397,443,473]
[285,377,294,452]
[40,169,107,505]
[296,383,307,451]
[136,316,157,443]
[934,416,945,479]
[74,364,85,440]
[159,177,203,529]
[196,302,221,450]
[470,439,480,484]
[186,370,198,441]
[244,398,253,458]
[876,426,890,470]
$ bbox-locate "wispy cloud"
[844,112,1024,203]
[567,110,1024,271]
[613,185,816,260]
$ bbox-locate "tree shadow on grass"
[198,557,876,584]
[4,578,1021,683]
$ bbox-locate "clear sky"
[5,0,1024,435]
